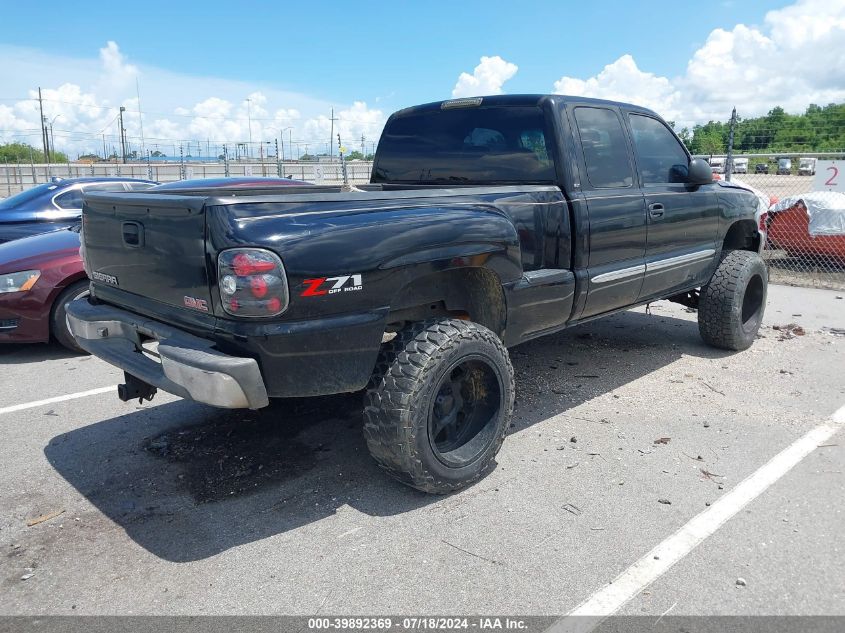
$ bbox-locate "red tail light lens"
[758,211,768,232]
[218,248,288,317]
[232,253,277,276]
[250,275,268,298]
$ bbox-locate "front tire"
[51,280,90,353]
[363,319,515,494]
[698,250,768,350]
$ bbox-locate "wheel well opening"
[385,268,506,337]
[722,219,760,253]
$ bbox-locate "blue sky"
[1,0,842,156]
[1,0,793,108]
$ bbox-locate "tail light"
[758,211,768,233]
[218,248,289,317]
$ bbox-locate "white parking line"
[550,404,845,633]
[0,386,116,416]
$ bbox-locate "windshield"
[372,106,556,184]
[0,183,59,211]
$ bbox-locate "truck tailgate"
[82,192,211,311]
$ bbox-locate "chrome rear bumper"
[66,300,269,409]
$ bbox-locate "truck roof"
[392,94,662,119]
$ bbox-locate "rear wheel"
[363,318,514,494]
[698,250,767,350]
[51,280,90,353]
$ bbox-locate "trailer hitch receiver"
[117,372,158,404]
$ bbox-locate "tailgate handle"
[122,222,144,248]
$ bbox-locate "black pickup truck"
[67,95,767,493]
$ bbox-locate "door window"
[573,107,633,189]
[629,114,689,184]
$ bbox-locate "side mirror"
[688,158,713,185]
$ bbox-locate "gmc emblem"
[183,296,209,312]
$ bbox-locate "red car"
[0,226,87,351]
[767,192,845,263]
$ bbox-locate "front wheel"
[51,280,90,353]
[698,250,768,350]
[363,319,515,494]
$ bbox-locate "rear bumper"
[66,300,269,409]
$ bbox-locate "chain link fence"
[715,154,845,291]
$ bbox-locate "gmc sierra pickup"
[67,94,768,493]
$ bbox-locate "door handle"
[122,221,144,247]
[648,203,665,218]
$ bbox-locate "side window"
[629,114,689,184]
[125,182,156,191]
[573,107,633,189]
[53,188,83,210]
[82,182,130,192]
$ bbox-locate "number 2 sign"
[813,160,843,192]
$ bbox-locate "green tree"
[698,102,845,155]
[344,150,365,160]
[0,142,68,163]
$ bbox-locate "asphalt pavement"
[0,284,842,617]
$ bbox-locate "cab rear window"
[372,106,555,184]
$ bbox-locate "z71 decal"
[301,274,363,297]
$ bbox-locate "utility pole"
[275,138,281,177]
[118,106,127,163]
[329,108,338,158]
[361,134,365,158]
[338,133,349,186]
[135,77,146,161]
[246,98,253,159]
[725,107,737,183]
[259,141,265,176]
[38,87,50,164]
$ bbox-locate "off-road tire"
[51,280,90,353]
[698,250,767,350]
[363,318,515,494]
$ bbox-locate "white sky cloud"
[552,0,845,127]
[553,55,682,122]
[452,56,518,98]
[0,42,384,158]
